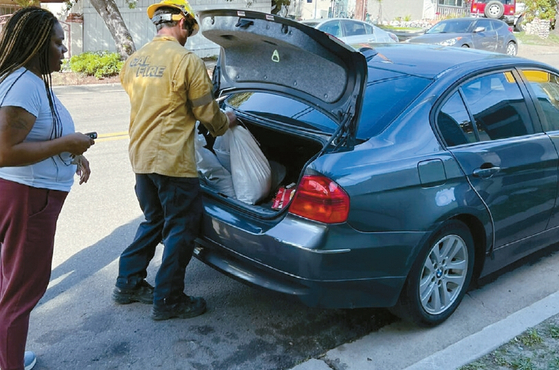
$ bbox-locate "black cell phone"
[85,132,97,139]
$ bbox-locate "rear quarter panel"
[310,94,493,236]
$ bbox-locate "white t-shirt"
[0,68,76,192]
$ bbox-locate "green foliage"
[68,51,124,79]
[523,0,558,21]
[510,356,535,370]
[272,0,291,15]
[551,357,559,370]
[518,329,544,347]
[515,31,559,45]
[492,351,511,366]
[548,324,559,339]
[459,362,487,369]
[14,0,40,6]
[125,0,137,9]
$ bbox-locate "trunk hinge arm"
[329,104,356,152]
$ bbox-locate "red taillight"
[508,26,514,33]
[288,175,350,224]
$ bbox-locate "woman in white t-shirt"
[0,7,95,370]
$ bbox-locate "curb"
[288,290,559,370]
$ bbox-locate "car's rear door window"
[438,71,535,146]
[343,20,367,36]
[520,69,559,131]
[461,71,534,140]
[364,23,374,36]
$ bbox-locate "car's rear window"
[226,92,339,134]
[358,69,431,138]
[225,69,430,140]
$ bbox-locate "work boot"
[112,280,154,304]
[151,294,206,321]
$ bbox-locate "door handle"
[472,166,500,178]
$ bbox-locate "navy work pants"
[116,174,203,304]
[0,178,67,370]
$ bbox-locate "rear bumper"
[194,225,423,308]
[195,195,429,308]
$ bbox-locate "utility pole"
[355,0,366,20]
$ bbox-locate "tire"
[514,15,524,32]
[484,1,505,19]
[390,220,475,327]
[506,41,517,56]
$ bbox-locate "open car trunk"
[195,8,368,219]
[197,118,325,217]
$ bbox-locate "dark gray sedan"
[196,9,559,327]
[406,17,518,55]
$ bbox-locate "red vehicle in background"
[470,0,526,31]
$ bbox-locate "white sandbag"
[228,126,272,205]
[213,130,232,173]
[195,133,236,198]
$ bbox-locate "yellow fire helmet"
[147,0,199,36]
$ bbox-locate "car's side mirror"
[474,26,486,33]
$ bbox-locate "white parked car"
[301,18,399,44]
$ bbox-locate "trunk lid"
[199,9,368,142]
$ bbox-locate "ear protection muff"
[151,13,184,25]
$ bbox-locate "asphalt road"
[25,42,559,370]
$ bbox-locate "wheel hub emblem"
[436,268,443,278]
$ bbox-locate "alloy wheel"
[506,42,517,55]
[419,234,469,315]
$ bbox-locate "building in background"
[366,0,468,24]
[1,0,470,59]
[0,0,18,16]
[0,0,271,58]
[0,0,20,32]
[290,0,468,23]
[65,0,271,58]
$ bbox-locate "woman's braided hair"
[0,7,64,141]
[0,7,57,84]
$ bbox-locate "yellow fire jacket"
[120,35,229,178]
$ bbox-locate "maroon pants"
[0,178,67,370]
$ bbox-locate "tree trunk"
[355,0,366,20]
[89,0,136,59]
